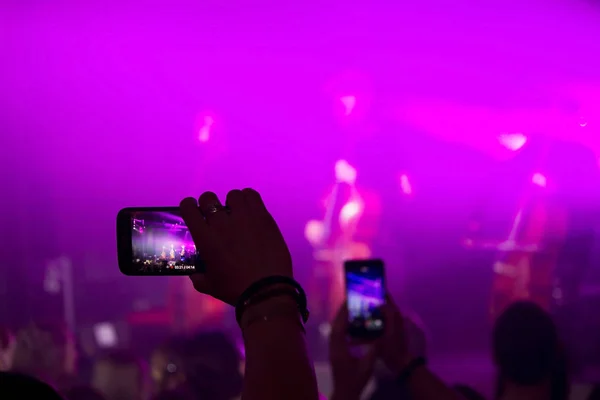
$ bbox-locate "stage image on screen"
[347,268,384,331]
[131,210,199,273]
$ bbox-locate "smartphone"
[344,259,385,339]
[116,207,203,275]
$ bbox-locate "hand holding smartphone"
[344,259,385,339]
[116,207,203,275]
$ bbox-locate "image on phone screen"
[117,207,201,275]
[345,259,385,338]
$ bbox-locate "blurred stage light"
[399,173,413,195]
[93,322,118,348]
[335,159,357,184]
[43,264,61,294]
[304,220,326,246]
[340,95,356,116]
[499,133,527,151]
[340,200,362,226]
[532,172,547,187]
[198,115,214,143]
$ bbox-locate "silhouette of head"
[493,301,560,387]
[63,385,106,400]
[0,371,64,399]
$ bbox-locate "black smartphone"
[116,207,203,275]
[344,259,386,339]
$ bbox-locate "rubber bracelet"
[235,276,309,325]
[235,287,299,324]
[241,304,306,334]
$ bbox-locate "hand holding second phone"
[329,296,414,400]
[329,304,378,400]
[379,295,413,374]
[180,189,293,305]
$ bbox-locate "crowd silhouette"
[0,188,597,400]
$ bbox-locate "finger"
[330,302,349,340]
[383,294,401,315]
[225,189,246,214]
[382,295,405,333]
[385,293,397,307]
[180,197,210,246]
[379,304,396,337]
[198,191,228,225]
[189,274,210,294]
[329,303,351,360]
[241,188,267,214]
[354,344,379,386]
[359,343,379,374]
[242,188,285,243]
[364,343,379,364]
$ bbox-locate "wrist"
[240,296,304,334]
[236,278,309,327]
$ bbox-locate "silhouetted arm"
[381,299,465,400]
[240,296,319,400]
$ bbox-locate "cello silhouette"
[466,138,569,321]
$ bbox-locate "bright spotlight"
[499,133,527,151]
[198,115,214,143]
[335,159,357,185]
[340,200,363,226]
[94,322,118,348]
[340,95,356,116]
[304,220,326,246]
[532,172,547,187]
[399,174,413,195]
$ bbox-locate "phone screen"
[345,259,385,339]
[117,207,202,275]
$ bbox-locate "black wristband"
[235,287,299,324]
[396,356,427,385]
[235,276,310,325]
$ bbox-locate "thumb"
[329,303,351,360]
[357,344,378,385]
[362,343,378,370]
[330,302,349,347]
[383,294,403,321]
[189,274,210,294]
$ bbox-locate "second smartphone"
[345,259,386,339]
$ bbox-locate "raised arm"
[241,295,318,400]
[180,189,319,400]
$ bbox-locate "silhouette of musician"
[467,137,598,318]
